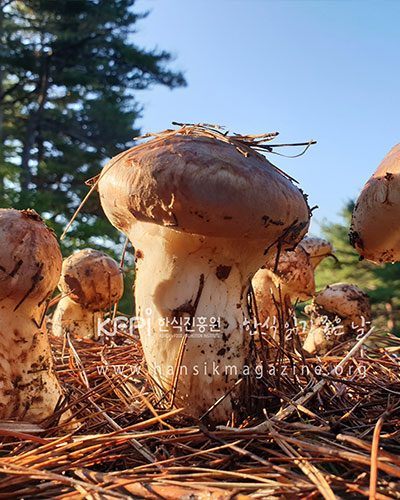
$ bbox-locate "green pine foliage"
[0,0,186,314]
[314,201,400,334]
[0,0,185,250]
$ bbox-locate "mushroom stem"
[0,300,64,421]
[252,272,285,350]
[132,222,269,421]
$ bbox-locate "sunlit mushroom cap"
[301,236,335,270]
[0,209,61,305]
[313,283,371,327]
[98,129,311,246]
[273,244,315,301]
[252,243,315,314]
[350,142,400,263]
[59,249,123,310]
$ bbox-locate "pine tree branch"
[42,118,112,158]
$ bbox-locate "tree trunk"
[20,114,37,191]
[20,51,51,192]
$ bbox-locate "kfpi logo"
[97,307,153,338]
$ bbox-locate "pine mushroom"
[97,127,311,422]
[252,237,335,353]
[52,249,124,340]
[252,243,315,331]
[350,142,400,263]
[0,209,66,422]
[252,237,334,330]
[302,283,371,355]
[301,236,335,270]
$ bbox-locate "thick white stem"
[130,222,270,422]
[0,299,64,422]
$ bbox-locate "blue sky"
[135,0,400,235]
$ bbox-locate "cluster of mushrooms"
[1,128,399,424]
[252,237,372,356]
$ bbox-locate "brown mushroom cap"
[252,244,315,339]
[0,209,61,308]
[301,236,335,270]
[302,283,371,355]
[313,283,371,328]
[350,142,400,263]
[59,249,123,310]
[254,244,315,302]
[273,244,315,301]
[99,134,310,245]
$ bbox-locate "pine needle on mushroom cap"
[117,122,316,184]
[62,122,316,240]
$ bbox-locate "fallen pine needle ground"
[0,331,399,499]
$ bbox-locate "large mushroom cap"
[59,249,123,310]
[97,127,312,421]
[0,209,62,306]
[350,142,400,263]
[99,130,311,246]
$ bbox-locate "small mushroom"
[252,237,335,352]
[252,243,315,329]
[253,237,335,324]
[301,236,335,270]
[302,283,371,355]
[52,249,124,340]
[0,209,66,422]
[98,130,311,422]
[350,142,400,263]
